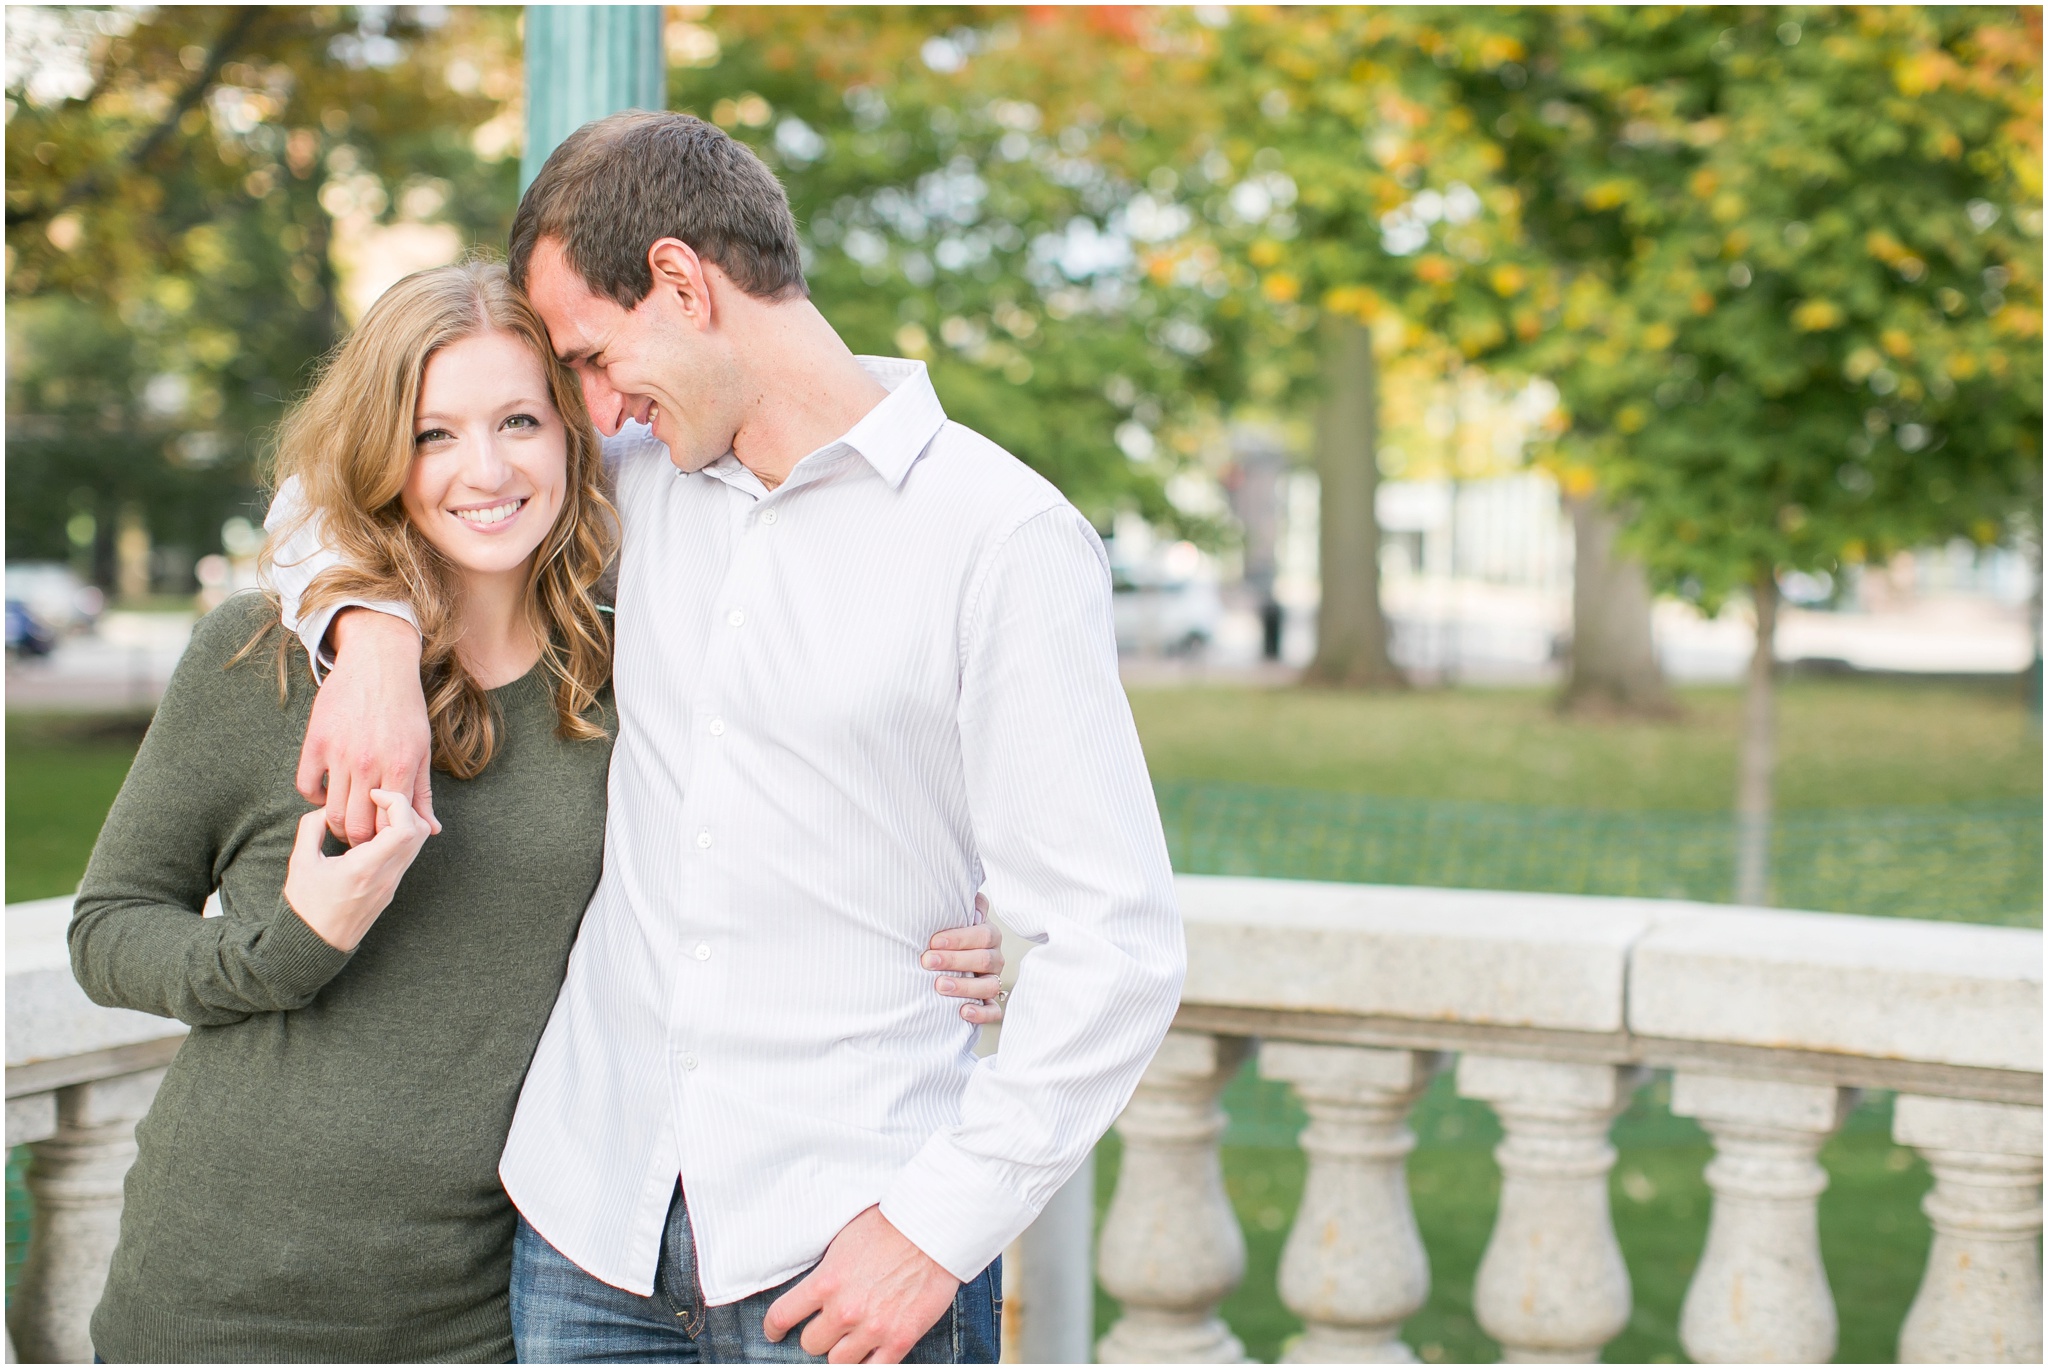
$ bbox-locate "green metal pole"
[521,6,666,192]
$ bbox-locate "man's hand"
[296,608,439,845]
[762,1206,960,1364]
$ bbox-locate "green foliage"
[1065,6,2043,602]
[8,6,2036,597]
[1452,7,2043,604]
[674,9,1232,535]
[6,6,520,580]
[1130,10,1546,363]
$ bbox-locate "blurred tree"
[1091,8,1556,688]
[663,10,1572,689]
[678,11,2039,774]
[1563,493,1675,716]
[1308,315,1403,687]
[6,5,521,590]
[671,7,1229,537]
[1456,6,2043,901]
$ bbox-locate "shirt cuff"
[878,1132,1043,1284]
[297,600,419,683]
[256,893,356,1000]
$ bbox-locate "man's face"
[524,238,738,472]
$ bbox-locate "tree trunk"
[2026,521,2042,717]
[1560,497,1677,717]
[1733,573,1779,906]
[1305,315,1404,689]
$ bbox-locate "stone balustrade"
[7,880,2041,1364]
[1097,877,2041,1364]
[7,897,187,1365]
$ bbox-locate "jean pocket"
[895,1257,999,1363]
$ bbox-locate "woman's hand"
[925,896,1008,1025]
[282,788,431,951]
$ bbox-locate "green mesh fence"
[1156,781,2042,927]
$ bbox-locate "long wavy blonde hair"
[260,259,616,777]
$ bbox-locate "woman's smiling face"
[402,329,569,582]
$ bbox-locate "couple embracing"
[71,112,1184,1364]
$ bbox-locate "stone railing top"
[11,876,2040,1089]
[1629,905,2041,1074]
[1180,875,1679,1034]
[1175,875,2042,1089]
[8,895,186,1075]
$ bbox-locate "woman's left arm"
[69,605,357,1027]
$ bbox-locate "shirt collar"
[696,357,947,496]
[838,357,947,489]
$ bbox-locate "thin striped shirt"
[267,357,1184,1303]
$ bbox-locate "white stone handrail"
[1096,876,2041,1364]
[8,881,2041,1364]
[6,897,186,1365]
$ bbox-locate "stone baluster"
[1262,1043,1442,1363]
[1892,1095,2042,1364]
[1457,1056,1644,1363]
[1096,1030,1252,1364]
[8,1070,166,1365]
[1670,1073,1854,1364]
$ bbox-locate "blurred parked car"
[1112,560,1222,657]
[6,598,57,658]
[4,562,104,634]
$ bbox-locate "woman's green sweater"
[70,593,614,1363]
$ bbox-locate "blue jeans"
[510,1188,1000,1364]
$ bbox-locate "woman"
[68,261,1004,1363]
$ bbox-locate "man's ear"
[646,237,713,328]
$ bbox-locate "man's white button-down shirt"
[268,357,1184,1304]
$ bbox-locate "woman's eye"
[504,413,540,431]
[414,428,453,446]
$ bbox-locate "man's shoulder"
[913,421,1070,529]
[601,423,674,496]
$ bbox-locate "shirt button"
[681,1053,698,1071]
[694,942,712,961]
[709,717,725,737]
[761,509,779,526]
[727,609,745,628]
[696,830,713,849]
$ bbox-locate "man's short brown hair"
[509,110,808,308]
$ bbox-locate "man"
[268,111,1183,1364]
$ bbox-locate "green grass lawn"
[1128,676,2041,811]
[10,677,2037,904]
[5,711,154,902]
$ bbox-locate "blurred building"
[1120,458,2036,686]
